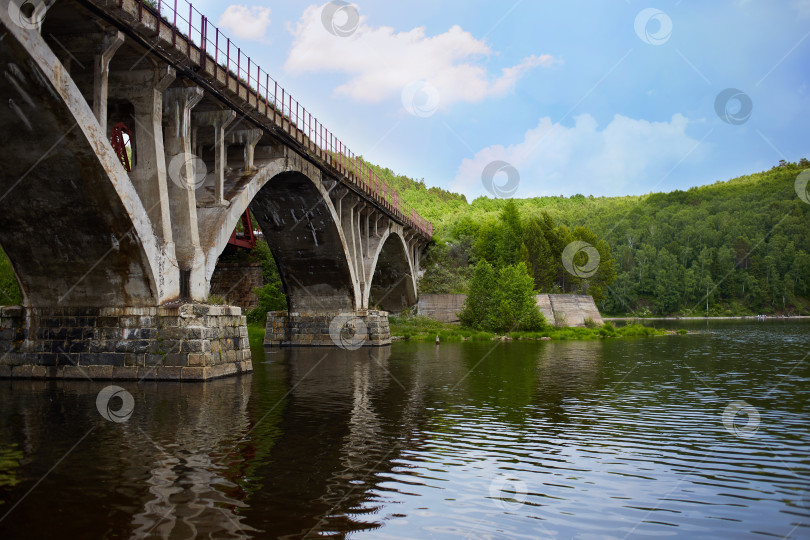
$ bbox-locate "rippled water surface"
[1,320,809,539]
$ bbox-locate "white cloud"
[793,0,810,17]
[218,5,271,41]
[451,114,708,199]
[284,4,556,109]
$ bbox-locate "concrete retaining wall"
[416,294,467,323]
[417,293,603,327]
[544,294,603,327]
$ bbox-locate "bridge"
[0,0,432,380]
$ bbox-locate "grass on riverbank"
[245,316,685,345]
[389,315,682,342]
[247,325,266,348]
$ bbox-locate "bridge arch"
[200,153,360,313]
[0,15,166,308]
[366,228,418,313]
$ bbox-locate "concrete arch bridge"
[0,0,431,380]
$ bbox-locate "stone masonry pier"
[0,305,251,380]
[265,311,391,347]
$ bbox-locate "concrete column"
[231,129,263,172]
[93,30,124,135]
[113,66,177,247]
[356,205,367,297]
[192,110,237,206]
[163,86,205,299]
[364,211,370,259]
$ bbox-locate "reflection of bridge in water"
[0,342,607,538]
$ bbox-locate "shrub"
[459,261,545,333]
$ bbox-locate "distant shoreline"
[604,316,810,321]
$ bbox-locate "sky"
[190,0,809,200]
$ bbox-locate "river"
[0,320,808,538]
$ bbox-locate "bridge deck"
[86,0,432,240]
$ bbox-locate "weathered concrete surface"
[265,310,391,347]
[209,262,263,309]
[0,304,251,380]
[0,7,168,307]
[417,294,467,323]
[417,294,604,327]
[544,294,603,327]
[250,170,358,313]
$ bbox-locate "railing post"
[280,88,286,131]
[200,16,206,70]
[172,0,177,47]
[214,28,218,80]
[188,2,192,55]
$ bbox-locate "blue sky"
[191,0,809,199]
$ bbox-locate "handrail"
[122,0,432,238]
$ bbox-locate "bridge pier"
[264,311,391,348]
[0,305,251,380]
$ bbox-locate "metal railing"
[121,0,432,238]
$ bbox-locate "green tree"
[459,261,544,332]
[521,214,558,291]
[247,240,288,324]
[0,248,22,305]
[459,261,498,330]
[493,262,545,332]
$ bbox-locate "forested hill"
[371,160,810,316]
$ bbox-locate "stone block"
[88,365,114,379]
[69,341,89,354]
[145,353,164,366]
[87,353,125,367]
[158,366,182,380]
[112,367,140,380]
[97,317,120,328]
[120,316,141,328]
[123,353,143,367]
[181,367,208,380]
[37,353,59,366]
[187,353,211,366]
[57,366,81,379]
[163,353,188,367]
[101,328,123,340]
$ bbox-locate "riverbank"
[246,318,686,346]
[388,315,683,342]
[605,315,810,321]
